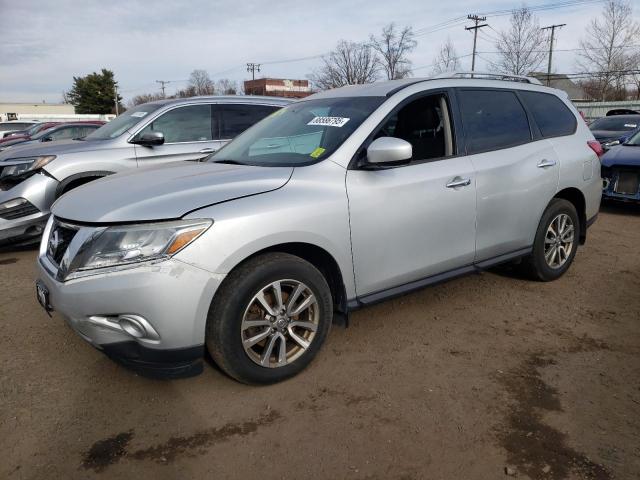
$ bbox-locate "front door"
[133,104,222,166]
[346,92,477,297]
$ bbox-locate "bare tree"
[188,69,215,96]
[431,38,461,75]
[370,23,417,80]
[577,0,640,100]
[129,92,165,107]
[494,7,547,76]
[175,85,197,98]
[310,40,379,90]
[216,78,237,95]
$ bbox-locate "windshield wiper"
[212,159,247,165]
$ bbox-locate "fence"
[572,100,640,121]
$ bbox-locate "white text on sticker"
[308,116,350,127]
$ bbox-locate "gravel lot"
[1,205,639,480]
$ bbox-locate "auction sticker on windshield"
[307,117,350,127]
[131,112,148,118]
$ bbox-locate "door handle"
[537,159,557,168]
[446,177,471,188]
[199,148,215,154]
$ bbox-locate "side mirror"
[132,131,165,146]
[366,137,412,164]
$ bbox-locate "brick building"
[243,78,312,98]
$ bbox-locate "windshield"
[590,116,639,131]
[28,123,48,135]
[85,103,164,140]
[208,96,385,166]
[624,129,640,145]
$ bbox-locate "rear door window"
[220,104,280,139]
[519,91,577,138]
[458,89,531,154]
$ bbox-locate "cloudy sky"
[0,0,613,104]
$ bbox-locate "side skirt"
[348,247,532,309]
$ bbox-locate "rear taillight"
[587,140,604,158]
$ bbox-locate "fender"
[55,170,115,198]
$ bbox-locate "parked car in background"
[0,120,40,138]
[1,122,60,141]
[35,74,601,383]
[0,122,105,152]
[0,96,291,245]
[601,128,640,203]
[589,114,640,146]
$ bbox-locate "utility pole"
[113,84,119,116]
[156,80,170,97]
[246,63,261,95]
[465,15,488,74]
[541,24,566,86]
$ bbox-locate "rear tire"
[206,253,332,385]
[522,198,579,281]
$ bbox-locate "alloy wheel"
[241,279,319,368]
[544,213,575,269]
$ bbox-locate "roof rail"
[432,71,543,85]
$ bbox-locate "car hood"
[0,138,106,161]
[591,130,629,143]
[52,161,293,223]
[601,144,640,168]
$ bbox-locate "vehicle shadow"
[600,201,640,217]
[0,242,39,255]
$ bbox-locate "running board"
[348,247,532,309]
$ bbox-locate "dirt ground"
[1,204,639,480]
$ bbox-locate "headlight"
[604,140,620,148]
[0,155,56,179]
[63,219,212,279]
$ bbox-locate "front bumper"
[0,172,58,244]
[602,167,640,203]
[36,257,225,379]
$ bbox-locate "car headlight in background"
[603,140,620,148]
[0,155,56,179]
[63,219,212,279]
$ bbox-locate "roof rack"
[432,71,543,85]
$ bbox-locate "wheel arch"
[553,187,587,244]
[56,170,114,198]
[224,242,350,324]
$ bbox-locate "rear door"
[456,88,559,261]
[132,104,222,166]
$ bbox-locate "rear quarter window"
[519,91,577,138]
[458,89,531,154]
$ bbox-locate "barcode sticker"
[307,116,350,128]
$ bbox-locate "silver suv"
[0,96,290,245]
[36,74,602,383]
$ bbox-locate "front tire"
[206,253,332,384]
[522,198,579,281]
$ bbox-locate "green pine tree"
[67,69,123,114]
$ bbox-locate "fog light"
[602,178,610,190]
[117,314,160,341]
[0,198,27,211]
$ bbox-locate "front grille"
[0,200,40,220]
[615,171,639,195]
[46,220,79,267]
